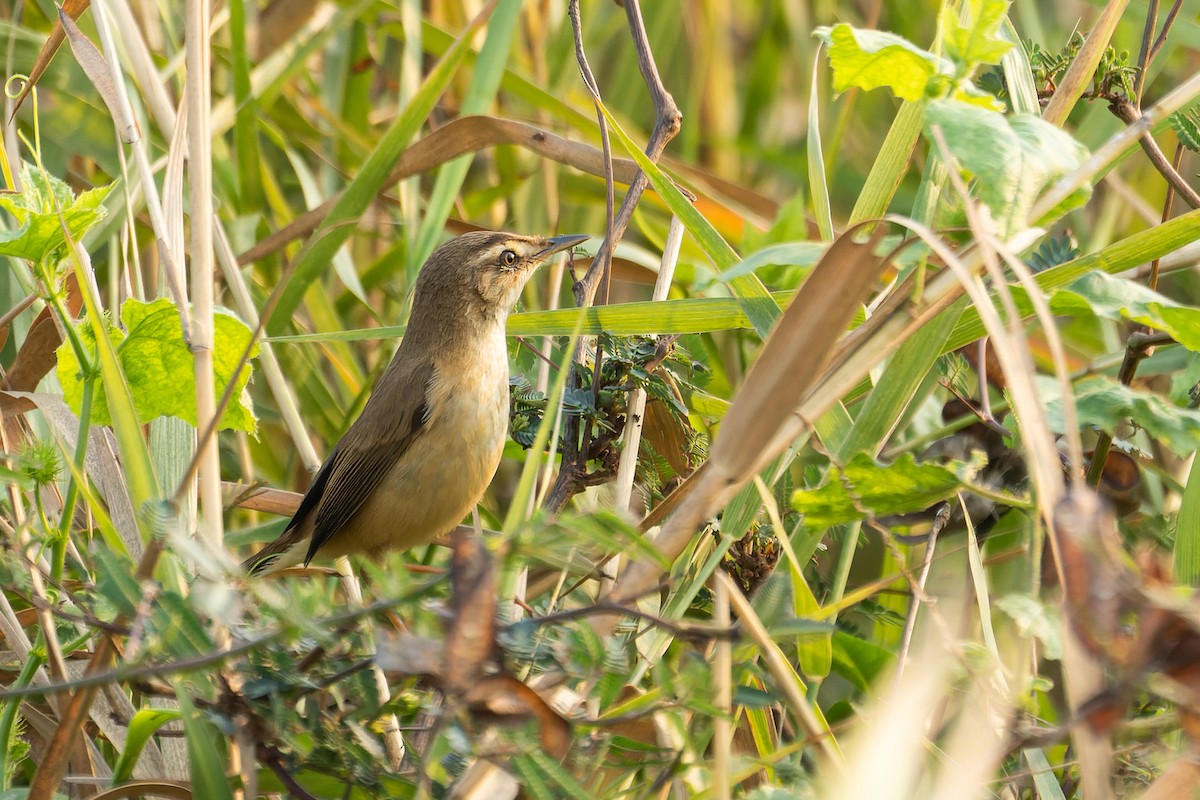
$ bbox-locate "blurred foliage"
[3,0,1200,798]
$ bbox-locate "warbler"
[243,231,588,574]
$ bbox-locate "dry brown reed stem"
[594,227,890,635]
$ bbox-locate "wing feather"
[301,358,435,564]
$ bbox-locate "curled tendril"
[4,74,31,100]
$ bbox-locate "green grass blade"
[808,49,834,240]
[597,101,780,339]
[999,18,1039,116]
[111,708,182,783]
[848,100,924,227]
[176,690,234,800]
[838,299,966,459]
[269,289,803,345]
[1175,452,1200,585]
[412,0,522,270]
[267,4,496,333]
[946,208,1200,349]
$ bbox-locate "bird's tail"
[241,526,309,575]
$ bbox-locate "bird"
[242,230,588,575]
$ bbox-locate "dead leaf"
[463,674,572,760]
[642,396,694,479]
[5,274,81,394]
[10,0,91,119]
[58,8,131,140]
[708,223,890,482]
[444,528,498,691]
[237,115,699,266]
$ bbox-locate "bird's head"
[416,231,589,320]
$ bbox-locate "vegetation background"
[2,0,1200,797]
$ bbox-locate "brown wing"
[303,357,436,564]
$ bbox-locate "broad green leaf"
[57,298,259,433]
[0,162,111,263]
[793,451,986,529]
[817,23,998,107]
[830,631,893,692]
[817,24,952,102]
[941,0,1013,68]
[924,100,1089,237]
[1051,270,1200,352]
[177,690,235,800]
[1039,375,1200,457]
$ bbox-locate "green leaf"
[412,0,522,268]
[598,101,779,339]
[1023,748,1069,800]
[1051,270,1200,353]
[817,24,952,102]
[792,451,986,529]
[1176,455,1200,585]
[830,631,893,692]
[56,298,259,433]
[940,0,1014,68]
[93,547,141,620]
[176,690,235,800]
[1169,106,1200,153]
[924,100,1090,237]
[1040,375,1200,457]
[945,208,1200,351]
[267,7,492,333]
[111,708,182,783]
[816,22,999,108]
[0,162,112,263]
[994,594,1062,659]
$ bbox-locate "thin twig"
[546,0,682,514]
[893,508,944,688]
[1147,0,1185,65]
[0,593,422,702]
[1133,0,1159,103]
[0,292,36,331]
[1109,98,1200,209]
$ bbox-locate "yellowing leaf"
[818,24,952,102]
[57,298,258,433]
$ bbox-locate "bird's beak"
[537,234,589,259]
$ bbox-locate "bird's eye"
[500,249,518,268]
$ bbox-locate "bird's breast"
[345,331,510,552]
